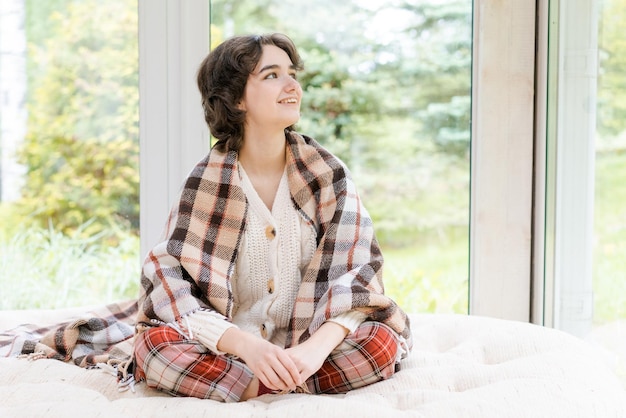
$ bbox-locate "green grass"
[593,150,626,323]
[381,227,469,315]
[0,220,140,310]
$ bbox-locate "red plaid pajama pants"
[134,321,399,403]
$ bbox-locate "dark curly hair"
[197,33,303,153]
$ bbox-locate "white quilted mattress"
[1,311,625,417]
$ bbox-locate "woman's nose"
[284,76,300,91]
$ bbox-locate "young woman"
[133,33,412,402]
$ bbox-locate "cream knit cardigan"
[187,166,366,353]
[137,132,412,354]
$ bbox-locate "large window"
[1,1,474,314]
[209,0,473,314]
[0,0,140,309]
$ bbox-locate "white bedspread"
[1,311,625,417]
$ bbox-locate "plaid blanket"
[0,300,137,367]
[139,131,412,350]
[0,131,412,368]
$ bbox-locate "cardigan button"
[260,324,268,339]
[265,225,276,240]
[268,278,274,294]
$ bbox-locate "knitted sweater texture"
[187,167,365,352]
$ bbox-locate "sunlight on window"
[592,0,626,385]
[0,0,140,309]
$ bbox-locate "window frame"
[541,0,599,337]
[469,0,537,321]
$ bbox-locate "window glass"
[0,0,139,309]
[209,0,473,314]
[594,0,626,385]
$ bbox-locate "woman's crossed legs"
[134,321,399,402]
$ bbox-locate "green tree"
[377,0,472,156]
[281,0,472,158]
[18,0,139,235]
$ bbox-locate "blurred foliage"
[381,0,472,156]
[0,219,140,309]
[593,150,626,322]
[598,0,626,138]
[17,136,138,237]
[17,0,138,236]
[383,226,469,314]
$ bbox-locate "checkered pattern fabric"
[306,321,399,394]
[133,325,253,402]
[138,131,412,350]
[0,300,137,367]
[133,321,398,402]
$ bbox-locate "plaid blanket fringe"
[0,300,137,368]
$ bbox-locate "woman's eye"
[262,71,297,80]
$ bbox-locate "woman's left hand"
[286,321,349,383]
[285,341,327,383]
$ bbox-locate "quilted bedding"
[1,309,625,418]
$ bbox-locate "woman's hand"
[217,328,301,391]
[285,340,327,383]
[286,321,349,383]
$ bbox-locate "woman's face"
[238,44,302,133]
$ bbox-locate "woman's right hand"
[217,327,301,391]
